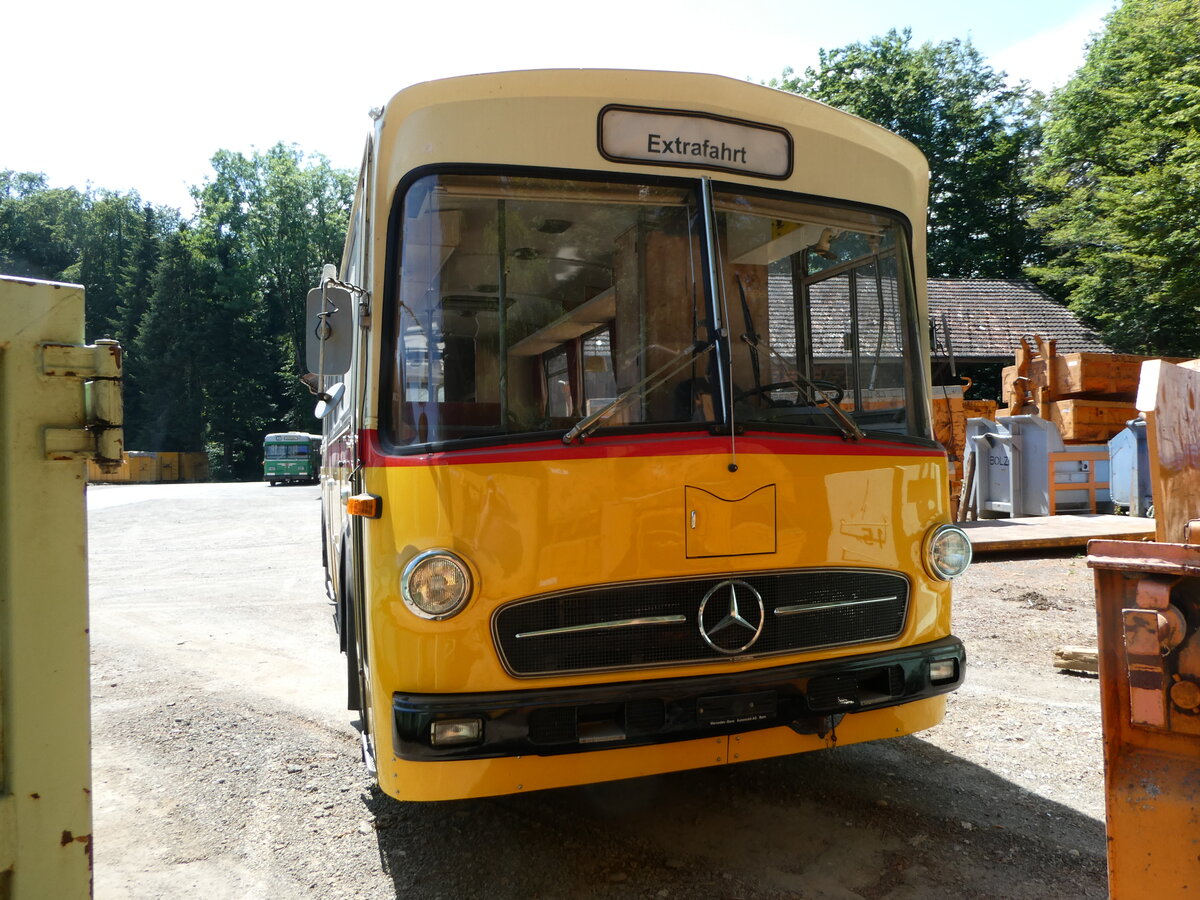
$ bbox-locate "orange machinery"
[1088,358,1200,898]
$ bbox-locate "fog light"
[929,659,957,683]
[430,718,483,746]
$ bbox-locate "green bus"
[263,432,322,485]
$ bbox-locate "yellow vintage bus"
[307,69,971,802]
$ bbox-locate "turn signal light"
[346,493,381,518]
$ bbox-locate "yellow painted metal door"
[0,275,123,898]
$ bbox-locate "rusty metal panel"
[0,275,111,897]
[1090,539,1200,899]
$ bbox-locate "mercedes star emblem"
[698,579,765,655]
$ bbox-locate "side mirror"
[314,381,346,419]
[305,283,354,375]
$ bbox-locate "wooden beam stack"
[933,384,996,519]
[999,337,1174,443]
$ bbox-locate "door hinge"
[358,292,372,328]
[41,339,124,469]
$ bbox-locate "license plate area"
[696,690,777,726]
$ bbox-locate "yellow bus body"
[364,442,951,800]
[364,445,950,691]
[383,698,946,802]
[318,70,966,802]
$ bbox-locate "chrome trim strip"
[774,595,898,616]
[515,614,687,640]
[491,567,912,679]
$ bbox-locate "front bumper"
[393,635,964,761]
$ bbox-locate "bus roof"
[373,69,928,232]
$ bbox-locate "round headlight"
[401,550,473,620]
[926,525,972,580]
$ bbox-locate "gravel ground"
[87,482,1110,899]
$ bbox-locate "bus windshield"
[264,441,315,459]
[713,189,919,435]
[385,172,923,448]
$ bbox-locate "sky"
[3,0,1114,214]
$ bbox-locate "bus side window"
[544,347,572,417]
[443,335,477,402]
[581,326,616,415]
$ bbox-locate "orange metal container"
[1088,539,1200,899]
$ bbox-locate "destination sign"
[599,105,793,179]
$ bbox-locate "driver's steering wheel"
[734,380,845,408]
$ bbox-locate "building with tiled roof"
[928,278,1111,363]
[764,273,1107,401]
[927,278,1111,400]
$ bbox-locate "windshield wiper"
[740,333,864,442]
[563,338,718,445]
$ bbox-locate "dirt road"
[87,482,1109,899]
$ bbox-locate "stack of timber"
[933,382,996,519]
[998,336,1176,443]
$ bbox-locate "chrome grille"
[493,569,909,676]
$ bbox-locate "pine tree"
[132,227,207,451]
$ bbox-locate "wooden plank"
[1048,398,1137,442]
[1137,359,1200,543]
[933,391,967,511]
[961,514,1156,553]
[957,450,976,522]
[1054,645,1099,674]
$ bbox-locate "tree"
[1029,0,1200,355]
[116,203,176,347]
[772,29,1044,277]
[0,171,87,281]
[0,174,172,343]
[0,148,351,476]
[130,227,208,452]
[0,146,351,476]
[242,144,354,418]
[62,189,154,341]
[186,144,353,477]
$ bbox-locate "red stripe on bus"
[358,429,943,467]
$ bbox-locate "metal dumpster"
[1107,418,1153,517]
[966,414,1110,518]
